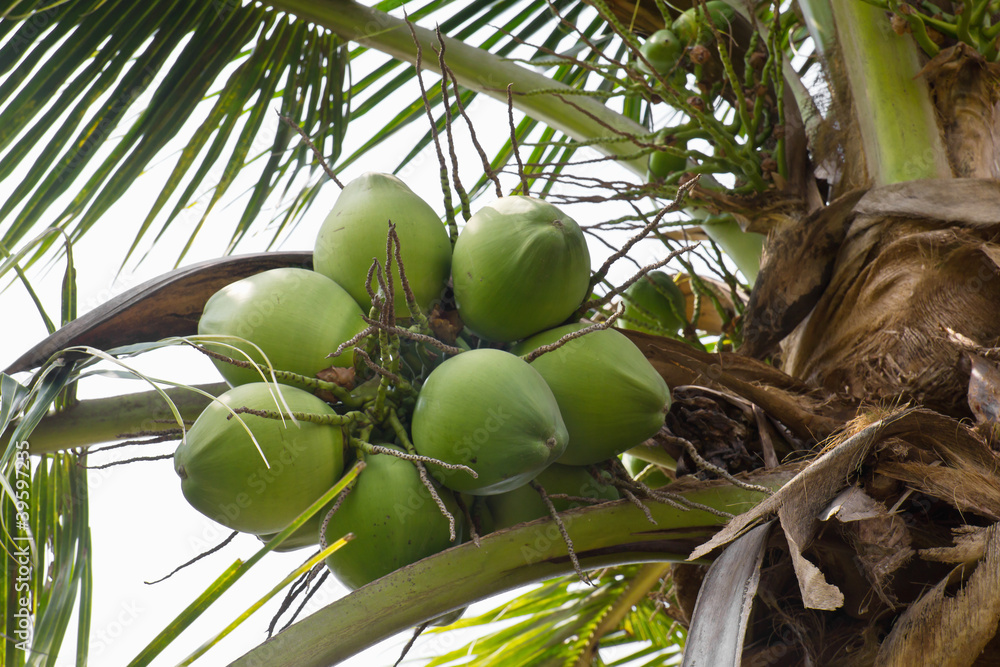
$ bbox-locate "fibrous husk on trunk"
[919,43,1000,180]
[875,524,1000,667]
[745,179,1000,419]
[680,406,1000,664]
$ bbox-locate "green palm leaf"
[1,0,658,274]
[0,0,348,269]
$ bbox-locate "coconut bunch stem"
[227,406,362,427]
[194,343,360,407]
[519,307,624,364]
[530,479,592,585]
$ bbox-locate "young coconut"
[648,132,689,182]
[671,1,737,46]
[510,324,671,465]
[313,172,452,318]
[638,29,683,77]
[486,464,619,530]
[411,349,568,495]
[198,267,367,387]
[322,445,462,590]
[451,196,591,342]
[620,270,687,336]
[174,383,344,535]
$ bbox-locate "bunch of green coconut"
[173,172,682,595]
[637,1,740,183]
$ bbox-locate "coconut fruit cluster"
[174,172,673,593]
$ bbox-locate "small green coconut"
[672,1,736,45]
[412,349,568,495]
[511,324,671,465]
[313,172,452,318]
[486,464,619,530]
[323,446,461,590]
[174,383,344,535]
[648,132,689,181]
[451,196,591,342]
[198,267,367,387]
[638,29,683,76]
[620,271,687,336]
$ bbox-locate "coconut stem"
[434,29,472,224]
[405,18,458,243]
[608,457,734,519]
[319,486,356,551]
[520,308,623,364]
[330,326,376,360]
[229,406,362,426]
[415,459,458,542]
[360,316,464,357]
[194,345,361,408]
[387,409,469,539]
[144,530,240,586]
[388,224,433,333]
[354,436,478,478]
[277,113,344,188]
[586,180,691,293]
[583,245,699,315]
[665,434,774,496]
[453,494,481,548]
[353,348,407,390]
[530,480,592,585]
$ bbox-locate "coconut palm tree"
[2,1,999,665]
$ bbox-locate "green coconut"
[486,464,619,530]
[639,29,683,76]
[174,383,344,535]
[451,196,591,342]
[323,446,462,590]
[198,267,367,387]
[313,172,452,318]
[620,271,687,335]
[672,1,736,45]
[648,132,689,181]
[411,349,568,495]
[511,324,671,465]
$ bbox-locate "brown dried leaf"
[6,251,313,374]
[920,526,989,564]
[428,304,463,345]
[876,461,1000,522]
[741,189,865,359]
[876,524,1000,666]
[690,410,937,611]
[690,409,915,559]
[316,366,356,390]
[681,522,773,666]
[821,486,912,607]
[852,178,1000,228]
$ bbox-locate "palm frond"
[0,0,348,269]
[421,564,685,666]
[0,0,663,275]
